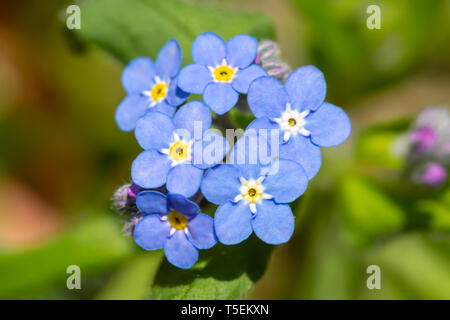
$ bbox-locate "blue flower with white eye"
[134,191,217,269]
[115,39,189,131]
[247,66,351,180]
[131,101,230,197]
[177,32,267,115]
[200,135,309,245]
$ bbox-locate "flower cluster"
[394,106,450,187]
[113,33,351,269]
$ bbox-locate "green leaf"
[75,0,275,64]
[0,215,134,298]
[355,119,409,168]
[149,235,272,300]
[96,251,163,300]
[417,200,450,232]
[340,175,405,245]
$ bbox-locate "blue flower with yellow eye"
[134,191,217,269]
[115,39,189,131]
[177,32,267,115]
[131,101,230,197]
[200,134,309,245]
[246,66,351,180]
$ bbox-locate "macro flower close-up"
[2,0,449,304]
[133,191,216,269]
[201,135,308,245]
[115,39,189,131]
[131,101,229,197]
[246,66,351,179]
[178,32,267,115]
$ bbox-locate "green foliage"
[96,251,163,300]
[340,175,405,245]
[0,215,134,298]
[150,236,272,299]
[292,0,449,101]
[76,0,275,64]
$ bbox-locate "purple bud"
[410,125,437,153]
[127,183,141,199]
[421,163,447,186]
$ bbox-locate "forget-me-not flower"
[177,32,267,115]
[247,65,351,179]
[201,135,308,245]
[131,101,230,197]
[115,40,189,131]
[134,191,217,269]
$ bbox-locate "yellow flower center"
[288,118,297,126]
[168,211,188,230]
[241,182,264,204]
[151,82,168,101]
[169,141,190,162]
[213,65,235,82]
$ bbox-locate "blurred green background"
[0,0,449,299]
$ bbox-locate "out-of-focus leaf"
[340,175,405,245]
[229,108,255,130]
[0,215,134,298]
[364,233,450,299]
[75,0,274,64]
[150,236,272,300]
[96,251,163,300]
[355,119,409,168]
[292,0,449,101]
[417,200,450,232]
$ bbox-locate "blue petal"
[131,150,171,188]
[173,101,211,139]
[115,94,149,132]
[232,65,267,94]
[167,193,199,217]
[155,39,182,80]
[121,57,156,94]
[305,102,351,147]
[247,76,288,119]
[166,76,189,106]
[229,133,274,179]
[263,159,308,203]
[166,164,204,198]
[192,132,230,169]
[203,82,239,115]
[251,200,294,245]
[201,164,241,205]
[177,64,212,94]
[285,65,326,112]
[245,117,283,146]
[214,201,253,245]
[187,213,217,249]
[151,100,177,117]
[134,214,170,250]
[134,111,175,150]
[164,231,198,269]
[226,34,258,69]
[136,191,168,215]
[192,32,226,67]
[279,135,321,180]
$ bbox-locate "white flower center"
[208,59,238,83]
[274,103,310,142]
[160,132,193,167]
[233,176,273,214]
[142,76,169,107]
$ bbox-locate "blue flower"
[131,101,230,197]
[134,191,217,269]
[246,65,351,180]
[115,40,189,131]
[200,135,308,245]
[177,32,267,115]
